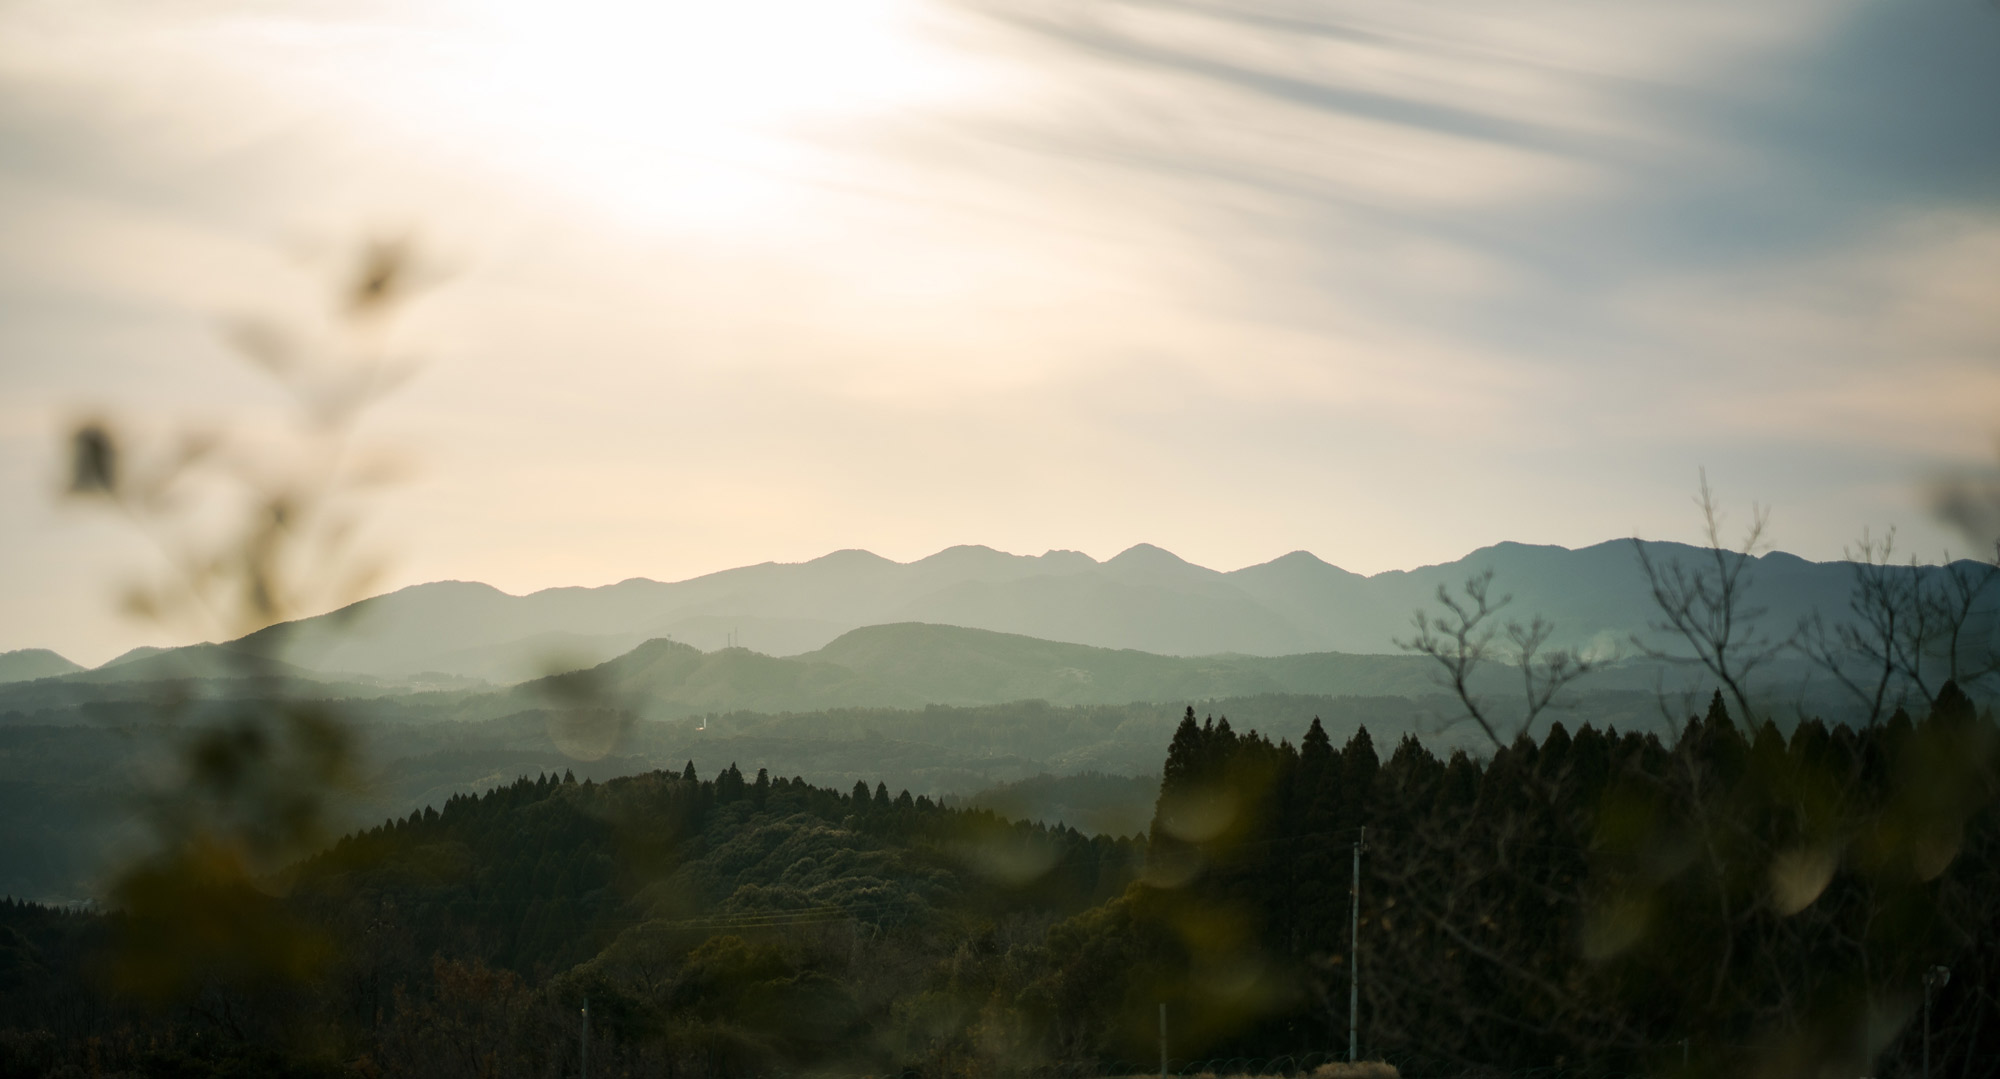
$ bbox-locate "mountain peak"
[1263,550,1338,571]
[0,647,84,684]
[808,549,896,567]
[1231,549,1362,581]
[99,644,173,670]
[914,545,1013,567]
[395,579,515,598]
[1107,543,1189,566]
[1469,540,1570,557]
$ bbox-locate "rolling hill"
[501,622,1726,724]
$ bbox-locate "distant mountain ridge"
[0,648,82,684]
[29,539,1998,688]
[517,622,1679,720]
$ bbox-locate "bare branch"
[1397,570,1598,750]
[1931,554,2000,692]
[1396,570,1508,748]
[1632,469,1792,727]
[1796,530,1914,725]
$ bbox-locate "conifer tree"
[1931,679,1975,726]
[1704,688,1732,730]
[1160,707,1202,798]
[1300,716,1332,780]
[1341,725,1379,825]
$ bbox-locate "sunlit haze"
[4,0,1998,664]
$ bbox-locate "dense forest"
[3,681,1996,1078]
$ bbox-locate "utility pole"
[1159,1002,1168,1079]
[1349,826,1365,1063]
[581,994,590,1079]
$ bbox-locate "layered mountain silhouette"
[6,541,1992,904]
[507,619,1847,725]
[519,624,1511,718]
[22,539,1993,689]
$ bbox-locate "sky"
[2,0,1998,665]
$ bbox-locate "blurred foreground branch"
[63,237,433,1003]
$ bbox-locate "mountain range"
[16,538,1983,689]
[5,539,1992,904]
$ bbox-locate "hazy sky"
[3,0,1998,664]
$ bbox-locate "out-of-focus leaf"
[1768,844,1838,915]
[68,422,117,494]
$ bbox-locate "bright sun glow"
[305,0,976,230]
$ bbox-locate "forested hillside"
[3,684,1994,1077]
[1,762,1142,1078]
